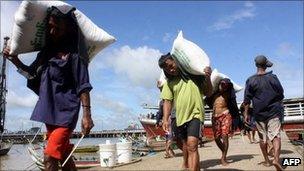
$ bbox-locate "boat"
[74,145,99,153]
[139,98,304,140]
[0,141,13,156]
[280,98,304,141]
[27,143,100,170]
[138,117,166,139]
[138,103,208,140]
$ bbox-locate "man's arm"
[162,99,172,132]
[272,75,284,100]
[80,91,94,135]
[3,47,30,71]
[243,103,250,124]
[202,66,213,97]
[3,47,41,80]
[243,79,253,124]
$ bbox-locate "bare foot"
[273,161,283,171]
[221,158,229,166]
[181,163,189,170]
[268,149,274,157]
[268,151,274,157]
[169,150,175,157]
[258,161,272,167]
[164,153,173,159]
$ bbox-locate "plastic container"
[116,141,132,163]
[99,141,116,167]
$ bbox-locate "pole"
[0,37,9,133]
[62,134,85,167]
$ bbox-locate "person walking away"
[243,55,284,171]
[240,103,257,143]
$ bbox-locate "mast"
[0,37,9,133]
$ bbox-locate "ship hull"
[139,118,166,138]
[139,98,304,141]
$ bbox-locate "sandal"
[164,153,173,159]
[258,161,272,167]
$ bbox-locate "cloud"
[142,35,150,41]
[162,33,172,43]
[102,45,163,89]
[271,42,303,98]
[244,1,254,8]
[7,90,38,108]
[272,61,303,98]
[276,42,296,58]
[94,94,132,114]
[208,1,256,31]
[5,115,37,131]
[0,1,20,48]
[86,93,139,130]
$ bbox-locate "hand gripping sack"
[210,69,243,93]
[171,31,210,75]
[10,0,116,61]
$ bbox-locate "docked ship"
[139,98,304,140]
[138,104,166,139]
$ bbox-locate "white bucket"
[116,141,132,163]
[99,142,116,167]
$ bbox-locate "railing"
[204,108,212,126]
[203,99,304,126]
[284,102,304,116]
[73,129,146,135]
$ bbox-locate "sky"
[0,1,303,132]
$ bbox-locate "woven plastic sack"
[10,0,115,61]
[211,69,243,93]
[171,31,210,75]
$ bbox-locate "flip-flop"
[164,154,172,159]
[258,161,272,167]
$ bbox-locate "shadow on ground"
[200,154,255,169]
[174,152,184,157]
[205,169,243,171]
[280,149,294,154]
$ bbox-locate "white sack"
[10,0,115,61]
[171,31,210,75]
[157,70,167,87]
[211,69,243,93]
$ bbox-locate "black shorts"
[177,118,201,140]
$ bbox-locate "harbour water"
[0,137,119,170]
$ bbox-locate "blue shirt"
[243,71,284,122]
[18,51,92,129]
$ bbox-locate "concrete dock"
[87,131,303,170]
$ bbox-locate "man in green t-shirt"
[158,53,212,171]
